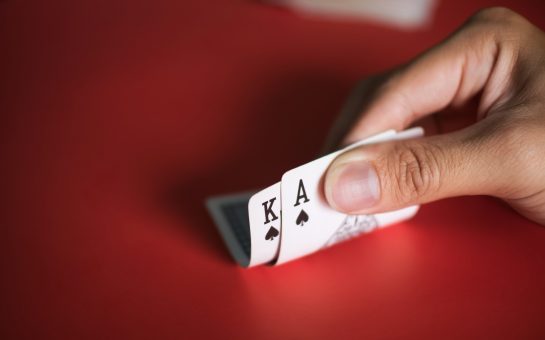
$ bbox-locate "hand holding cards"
[207,127,424,267]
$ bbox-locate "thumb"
[324,129,501,214]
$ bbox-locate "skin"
[323,7,545,225]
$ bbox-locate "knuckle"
[471,7,520,25]
[467,7,532,39]
[457,8,536,81]
[384,143,443,205]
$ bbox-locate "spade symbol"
[265,226,279,241]
[296,209,309,226]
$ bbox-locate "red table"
[2,1,545,338]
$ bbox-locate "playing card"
[206,127,424,267]
[206,192,255,267]
[247,182,282,266]
[277,127,423,264]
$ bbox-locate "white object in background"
[267,0,438,29]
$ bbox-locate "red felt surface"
[2,1,545,339]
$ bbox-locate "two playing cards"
[206,127,423,267]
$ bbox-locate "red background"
[2,1,545,339]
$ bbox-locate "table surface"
[2,1,545,339]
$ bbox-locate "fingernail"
[327,160,380,212]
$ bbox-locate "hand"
[323,7,545,225]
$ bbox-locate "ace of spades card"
[293,180,310,227]
[278,127,423,264]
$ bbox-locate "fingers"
[342,8,521,144]
[323,8,545,224]
[324,124,510,214]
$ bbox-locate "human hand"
[324,8,545,225]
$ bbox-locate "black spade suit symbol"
[265,226,279,241]
[296,209,309,226]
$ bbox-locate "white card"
[277,127,423,264]
[247,182,282,266]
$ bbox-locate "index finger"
[343,8,520,144]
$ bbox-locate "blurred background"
[1,1,545,339]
